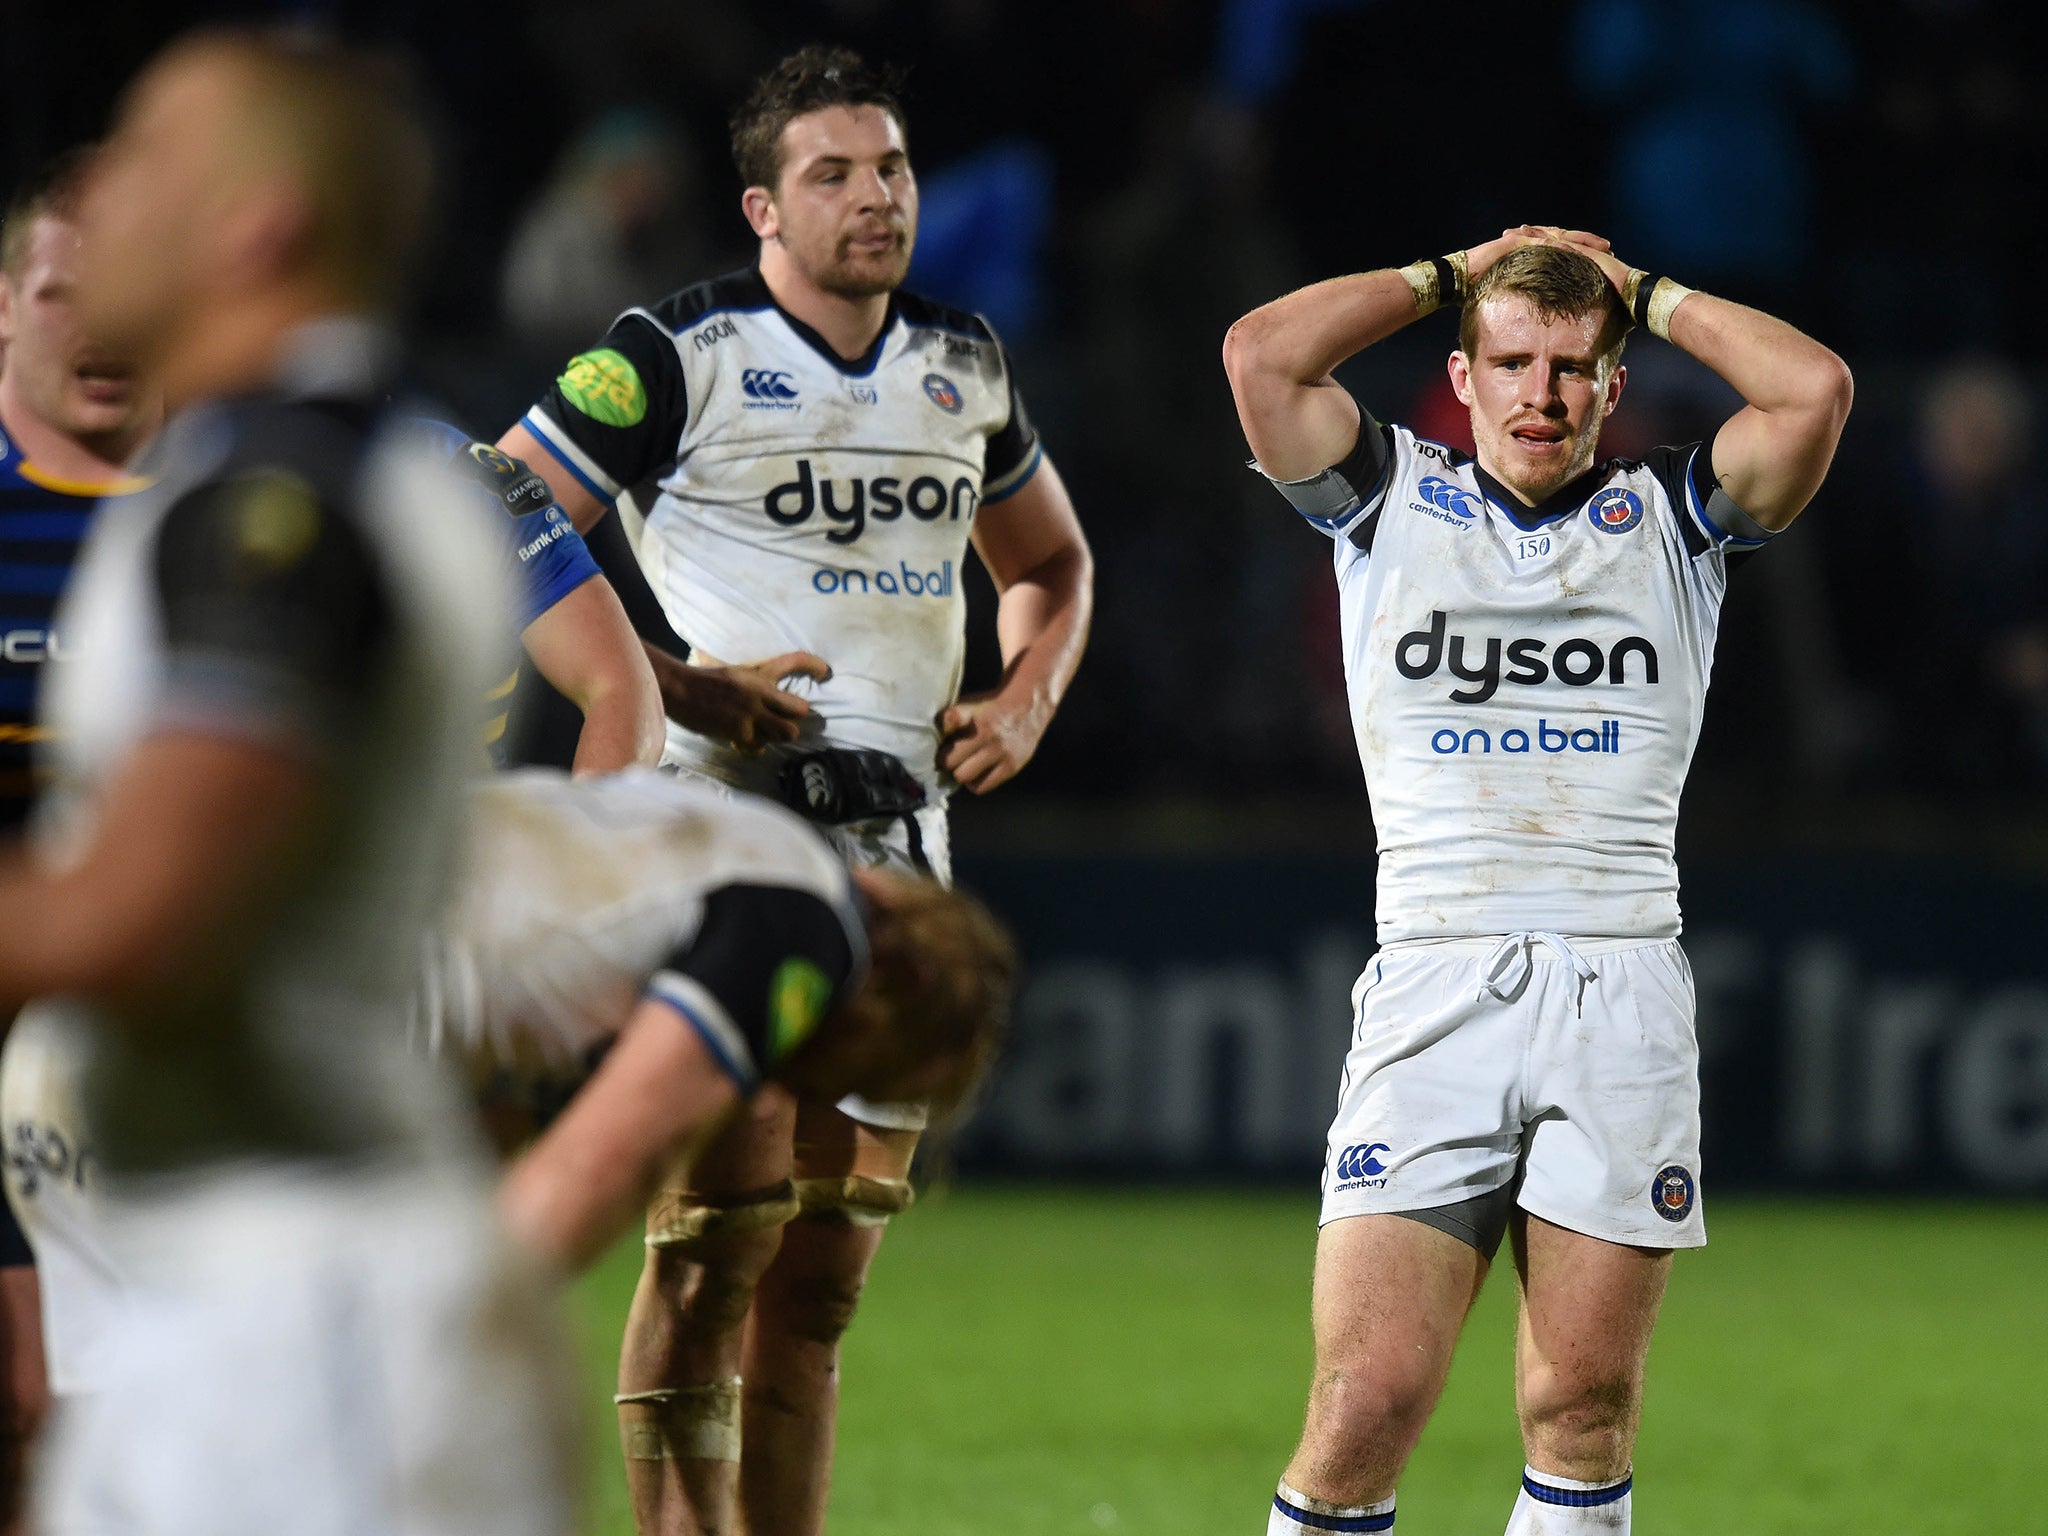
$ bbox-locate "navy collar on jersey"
[1473,457,1614,531]
[746,265,899,378]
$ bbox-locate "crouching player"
[419,767,1013,1273]
[1223,229,1851,1532]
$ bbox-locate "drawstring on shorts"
[1476,931,1600,1013]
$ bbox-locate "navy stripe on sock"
[1521,1473,1631,1508]
[1271,1495,1395,1532]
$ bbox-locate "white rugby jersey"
[519,268,1041,788]
[36,328,512,1177]
[1271,420,1772,942]
[418,768,863,1092]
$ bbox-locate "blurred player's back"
[0,30,576,1536]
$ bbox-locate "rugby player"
[421,768,1012,1273]
[0,149,159,1529]
[0,30,571,1533]
[1223,229,1851,1533]
[498,46,1092,1536]
[9,765,1014,1406]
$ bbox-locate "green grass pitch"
[567,1190,2048,1534]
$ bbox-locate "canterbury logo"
[741,369,799,402]
[1418,476,1479,519]
[1334,1142,1390,1180]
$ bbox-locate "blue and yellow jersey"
[410,420,604,755]
[0,419,148,831]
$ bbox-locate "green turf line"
[570,1190,2048,1535]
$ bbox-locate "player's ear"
[1604,361,1627,417]
[0,277,15,345]
[1448,350,1475,408]
[740,185,779,242]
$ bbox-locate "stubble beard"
[812,230,912,300]
[1486,410,1605,503]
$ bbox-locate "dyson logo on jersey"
[765,459,979,545]
[1396,610,1659,704]
[810,561,957,598]
[1429,720,1624,755]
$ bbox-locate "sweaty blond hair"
[1460,243,1629,377]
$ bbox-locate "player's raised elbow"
[1222,308,1279,392]
[1798,348,1855,434]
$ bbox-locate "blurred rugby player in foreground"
[1226,229,1850,1534]
[0,147,159,1536]
[0,30,571,1534]
[11,766,1014,1425]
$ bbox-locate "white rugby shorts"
[1,1001,127,1398]
[660,752,943,1134]
[34,1162,577,1536]
[1321,933,1706,1249]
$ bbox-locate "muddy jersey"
[1270,421,1772,942]
[417,768,863,1094]
[519,267,1040,786]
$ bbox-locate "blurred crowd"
[13,0,2046,823]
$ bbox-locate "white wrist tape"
[1646,277,1695,341]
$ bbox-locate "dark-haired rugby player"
[499,44,1090,1536]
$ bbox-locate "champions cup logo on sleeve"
[1588,486,1645,534]
[557,349,649,427]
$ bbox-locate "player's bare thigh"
[651,1088,799,1220]
[1285,1213,1490,1505]
[791,1098,918,1192]
[1510,1209,1670,1482]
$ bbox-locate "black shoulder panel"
[893,289,997,341]
[642,268,775,333]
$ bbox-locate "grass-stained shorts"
[1321,932,1706,1251]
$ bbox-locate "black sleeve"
[1258,413,1395,543]
[646,884,861,1089]
[527,311,690,496]
[151,470,392,748]
[1644,440,1774,561]
[580,510,691,660]
[981,337,1043,501]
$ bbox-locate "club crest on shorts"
[1650,1164,1695,1222]
[922,372,963,414]
[1588,487,1644,534]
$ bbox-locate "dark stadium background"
[14,7,2047,1533]
[14,0,2047,1198]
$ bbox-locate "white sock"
[1268,1480,1395,1533]
[1503,1466,1631,1534]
